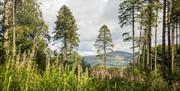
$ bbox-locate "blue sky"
[38,0,162,56]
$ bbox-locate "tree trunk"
[179,17,180,49]
[144,28,147,69]
[171,0,175,73]
[176,20,178,50]
[104,31,107,67]
[167,1,172,86]
[171,23,175,72]
[175,18,178,72]
[162,0,167,79]
[3,0,9,52]
[147,0,152,70]
[138,17,142,66]
[179,16,180,49]
[12,0,16,58]
[64,34,68,66]
[132,3,135,66]
[155,7,158,71]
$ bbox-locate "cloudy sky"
[37,0,138,56]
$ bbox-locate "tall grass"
[0,51,178,91]
[0,51,92,91]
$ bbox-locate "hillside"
[84,51,132,68]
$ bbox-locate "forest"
[0,0,180,91]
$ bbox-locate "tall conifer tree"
[53,5,79,65]
[95,25,114,67]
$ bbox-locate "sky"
[38,0,162,56]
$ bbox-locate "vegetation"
[94,25,114,67]
[0,0,180,91]
[53,5,79,65]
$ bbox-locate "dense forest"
[0,0,180,91]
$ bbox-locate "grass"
[0,51,179,91]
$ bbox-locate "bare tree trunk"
[162,0,167,79]
[176,21,178,51]
[144,28,147,69]
[179,16,180,49]
[3,0,9,52]
[167,1,172,86]
[155,7,158,71]
[64,34,68,66]
[138,18,142,66]
[175,18,178,72]
[171,0,175,73]
[171,25,175,72]
[132,3,135,66]
[179,17,180,49]
[104,31,107,68]
[147,0,152,70]
[12,0,16,59]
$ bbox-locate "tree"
[171,0,175,73]
[139,0,161,71]
[174,0,180,72]
[53,5,79,65]
[15,0,49,70]
[12,0,16,58]
[139,5,149,69]
[95,25,114,67]
[118,0,142,66]
[2,0,9,53]
[162,0,167,79]
[167,0,172,86]
[154,0,161,71]
[147,0,153,70]
[15,0,49,51]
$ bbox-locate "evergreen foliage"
[53,5,79,64]
[95,25,114,67]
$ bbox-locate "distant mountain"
[83,51,132,68]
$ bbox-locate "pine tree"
[53,5,79,65]
[118,0,143,66]
[95,25,114,67]
[139,0,159,70]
